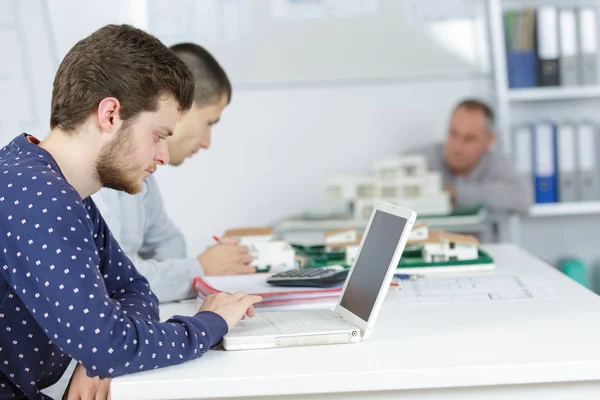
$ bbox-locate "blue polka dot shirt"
[0,134,228,399]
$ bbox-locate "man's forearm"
[131,255,204,303]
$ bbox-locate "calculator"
[266,266,348,288]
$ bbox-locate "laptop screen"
[339,209,408,322]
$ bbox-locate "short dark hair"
[454,99,495,132]
[169,43,232,106]
[51,24,195,131]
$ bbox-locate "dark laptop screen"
[339,210,407,321]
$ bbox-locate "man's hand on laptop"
[62,362,111,400]
[199,291,263,329]
[198,237,256,276]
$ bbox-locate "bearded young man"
[0,24,261,400]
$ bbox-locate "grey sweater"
[92,176,203,303]
[416,144,532,214]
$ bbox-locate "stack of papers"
[193,274,342,309]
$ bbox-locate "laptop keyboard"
[261,310,356,335]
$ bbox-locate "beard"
[95,124,150,194]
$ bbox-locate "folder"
[537,6,560,86]
[576,122,599,201]
[193,275,341,309]
[559,9,580,86]
[578,7,598,85]
[505,9,537,88]
[513,125,534,201]
[533,122,558,203]
[557,123,579,202]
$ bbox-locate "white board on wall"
[145,0,490,88]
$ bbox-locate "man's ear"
[97,97,121,134]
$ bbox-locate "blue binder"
[507,52,538,88]
[505,9,538,88]
[532,122,558,203]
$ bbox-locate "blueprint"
[402,274,556,303]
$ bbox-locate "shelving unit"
[508,85,600,101]
[529,201,600,217]
[487,0,600,244]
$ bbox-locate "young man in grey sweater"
[92,43,255,304]
[417,99,532,215]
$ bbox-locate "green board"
[398,248,494,269]
[291,243,494,270]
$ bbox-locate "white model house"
[353,198,378,221]
[374,171,443,198]
[223,227,295,272]
[324,227,358,247]
[373,155,427,181]
[408,222,429,241]
[324,174,374,213]
[325,155,451,220]
[223,227,274,246]
[324,227,363,265]
[322,223,440,266]
[409,230,479,262]
[344,238,362,265]
[248,241,296,272]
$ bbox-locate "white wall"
[48,0,135,58]
[0,0,57,142]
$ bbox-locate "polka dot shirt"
[0,134,228,399]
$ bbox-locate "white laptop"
[222,202,417,350]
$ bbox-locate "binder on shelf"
[537,6,560,86]
[559,8,580,86]
[513,125,534,201]
[578,7,598,85]
[576,122,600,201]
[505,8,537,88]
[533,121,558,204]
[557,123,579,202]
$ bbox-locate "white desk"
[111,244,600,400]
